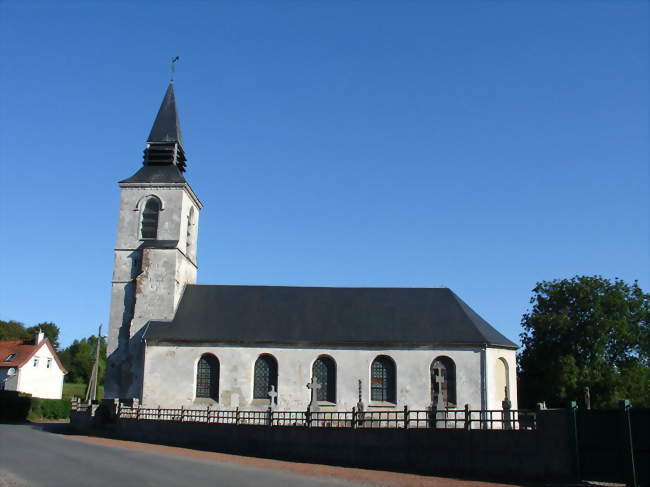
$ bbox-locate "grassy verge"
[62,382,104,401]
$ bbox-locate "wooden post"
[464,404,471,430]
[620,400,638,487]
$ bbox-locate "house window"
[4,353,16,362]
[312,356,336,403]
[431,356,457,408]
[370,355,396,403]
[253,354,278,399]
[46,358,52,369]
[141,197,160,239]
[33,357,39,367]
[195,354,219,400]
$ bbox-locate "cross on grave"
[268,385,278,408]
[434,366,446,410]
[307,376,321,412]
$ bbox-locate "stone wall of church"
[141,344,505,411]
[106,183,200,399]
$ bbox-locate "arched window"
[185,207,195,257]
[370,355,396,403]
[312,356,336,403]
[253,354,278,399]
[196,354,219,400]
[141,198,160,239]
[431,356,456,408]
[495,357,510,401]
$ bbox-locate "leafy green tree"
[59,335,106,385]
[518,276,650,409]
[27,322,61,350]
[0,320,61,350]
[0,320,29,340]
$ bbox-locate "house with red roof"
[0,330,67,399]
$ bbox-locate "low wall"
[70,409,574,481]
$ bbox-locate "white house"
[105,82,518,412]
[0,331,67,399]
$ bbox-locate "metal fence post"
[266,406,273,426]
[403,405,409,429]
[235,407,240,425]
[620,400,638,487]
[464,404,471,430]
[206,405,211,423]
[157,405,161,420]
[306,408,312,428]
[568,401,581,482]
[180,405,185,422]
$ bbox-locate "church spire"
[143,82,187,173]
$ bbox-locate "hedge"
[0,391,71,421]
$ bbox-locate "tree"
[0,320,60,349]
[26,322,61,350]
[59,335,106,385]
[518,276,650,409]
[0,320,29,341]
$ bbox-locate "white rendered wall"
[485,347,518,410]
[15,345,64,399]
[143,344,485,411]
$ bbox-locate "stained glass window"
[431,356,456,408]
[253,354,278,399]
[312,356,336,403]
[196,354,219,400]
[370,356,395,403]
[141,198,160,239]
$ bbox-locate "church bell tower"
[105,82,202,399]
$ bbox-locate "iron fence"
[105,404,535,430]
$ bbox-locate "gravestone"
[307,376,321,413]
[501,386,512,430]
[433,365,447,428]
[356,379,365,425]
[268,385,277,409]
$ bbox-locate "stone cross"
[434,366,446,410]
[268,385,277,408]
[307,376,321,403]
[307,376,321,412]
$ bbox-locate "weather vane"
[170,56,180,82]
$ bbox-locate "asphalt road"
[0,424,358,487]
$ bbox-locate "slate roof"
[0,339,68,373]
[144,285,517,349]
[148,82,183,146]
[120,164,187,184]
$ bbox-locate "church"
[105,82,518,413]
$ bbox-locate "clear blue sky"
[1,1,648,348]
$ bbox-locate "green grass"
[62,382,104,401]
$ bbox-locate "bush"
[28,398,71,420]
[0,391,31,421]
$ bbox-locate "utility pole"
[85,324,103,404]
